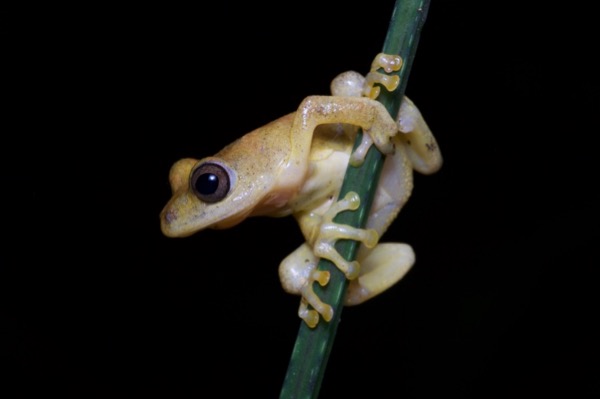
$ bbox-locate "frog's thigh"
[345,243,415,305]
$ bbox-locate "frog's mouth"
[159,193,254,238]
[159,193,208,238]
[209,208,252,230]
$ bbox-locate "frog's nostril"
[164,208,177,224]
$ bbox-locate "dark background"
[3,1,598,397]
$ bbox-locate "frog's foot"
[298,269,333,328]
[363,53,403,99]
[349,117,397,167]
[279,243,333,328]
[311,191,379,280]
[349,53,403,166]
[345,243,415,305]
[296,192,379,327]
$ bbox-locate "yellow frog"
[160,54,442,327]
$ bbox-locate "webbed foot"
[348,53,403,166]
[298,269,332,328]
[310,192,379,280]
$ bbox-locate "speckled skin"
[160,59,441,327]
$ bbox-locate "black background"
[3,1,598,397]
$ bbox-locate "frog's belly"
[286,146,351,216]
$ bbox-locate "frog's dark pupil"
[196,173,219,195]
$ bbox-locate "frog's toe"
[345,260,360,280]
[299,281,334,327]
[350,133,374,166]
[298,301,320,328]
[371,53,403,73]
[361,53,403,99]
[319,303,334,322]
[311,269,330,287]
[364,72,400,99]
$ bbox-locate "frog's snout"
[160,158,199,237]
[163,207,177,225]
[160,205,179,237]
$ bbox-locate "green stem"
[279,1,431,398]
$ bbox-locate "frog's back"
[216,113,296,170]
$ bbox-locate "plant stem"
[280,1,431,398]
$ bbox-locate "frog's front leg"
[328,53,404,167]
[287,96,398,175]
[284,192,378,327]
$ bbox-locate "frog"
[160,54,442,328]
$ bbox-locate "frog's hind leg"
[344,243,414,305]
[279,241,414,324]
[396,96,443,174]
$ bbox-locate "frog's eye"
[191,162,231,203]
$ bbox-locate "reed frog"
[160,54,442,327]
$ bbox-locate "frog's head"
[161,115,299,237]
[160,155,267,237]
[160,134,296,237]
